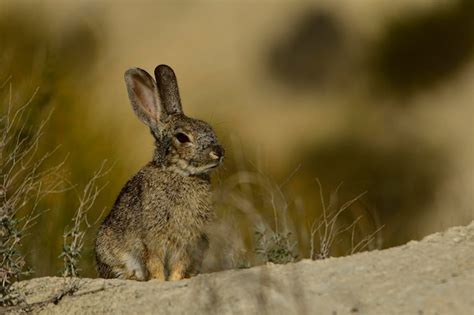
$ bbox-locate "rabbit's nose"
[209,146,224,160]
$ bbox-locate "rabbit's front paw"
[147,259,165,281]
[123,253,147,281]
[168,262,187,281]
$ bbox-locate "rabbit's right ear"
[124,68,165,129]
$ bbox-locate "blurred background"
[1,0,473,277]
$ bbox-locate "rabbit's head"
[124,65,224,176]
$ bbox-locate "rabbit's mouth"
[189,161,221,174]
[168,159,222,176]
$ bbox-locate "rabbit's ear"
[124,68,165,129]
[154,65,183,115]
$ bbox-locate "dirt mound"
[6,221,474,314]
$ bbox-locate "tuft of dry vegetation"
[0,82,67,306]
[216,167,298,266]
[309,179,384,260]
[60,161,110,278]
[254,225,297,264]
[0,82,108,310]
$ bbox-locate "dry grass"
[0,81,67,306]
[60,161,110,278]
[214,140,384,266]
[0,81,108,308]
[310,179,384,260]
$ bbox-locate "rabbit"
[95,64,224,281]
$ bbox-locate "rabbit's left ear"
[154,65,183,115]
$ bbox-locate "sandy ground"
[6,221,474,315]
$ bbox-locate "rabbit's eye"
[175,132,191,143]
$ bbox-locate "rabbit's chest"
[169,185,212,223]
[145,175,213,237]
